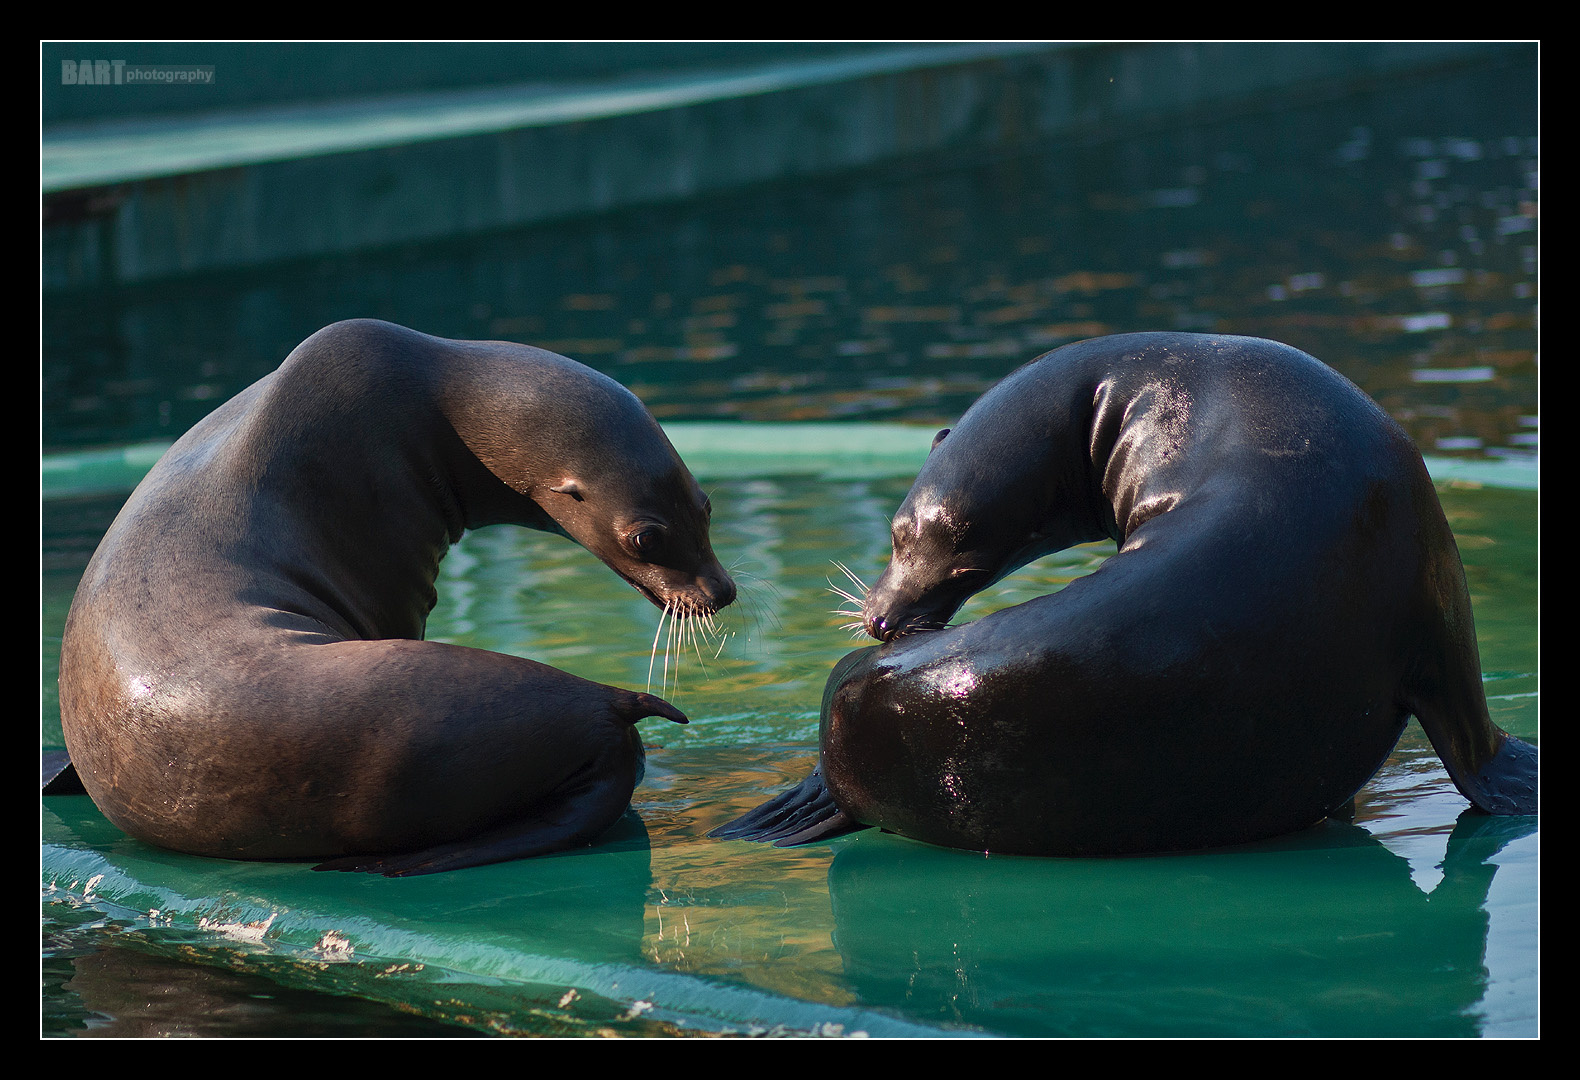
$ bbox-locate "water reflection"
[821,812,1537,1038]
[48,935,483,1038]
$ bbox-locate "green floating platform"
[43,789,951,1038]
[39,422,1538,499]
[43,761,1539,1037]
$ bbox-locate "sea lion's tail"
[710,765,866,846]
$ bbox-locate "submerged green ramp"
[43,794,952,1037]
[42,764,1539,1037]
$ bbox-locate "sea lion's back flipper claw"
[42,750,86,795]
[709,765,866,846]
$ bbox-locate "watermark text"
[60,60,215,86]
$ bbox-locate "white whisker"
[647,604,671,696]
[826,560,876,633]
[638,576,769,700]
[664,600,679,697]
[688,610,711,679]
[832,560,870,593]
[826,582,866,608]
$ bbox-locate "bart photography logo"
[60,59,214,86]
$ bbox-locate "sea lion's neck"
[934,353,1114,559]
[429,339,673,532]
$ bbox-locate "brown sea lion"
[56,319,734,876]
[715,333,1535,853]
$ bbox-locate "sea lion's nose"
[702,567,737,610]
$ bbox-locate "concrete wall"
[41,42,902,124]
[41,41,1525,291]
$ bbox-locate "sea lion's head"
[863,425,1047,642]
[539,461,736,619]
[862,395,1082,643]
[452,343,738,620]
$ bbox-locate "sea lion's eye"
[630,527,662,555]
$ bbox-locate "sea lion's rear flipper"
[1440,730,1538,817]
[314,732,646,878]
[314,778,630,877]
[1400,552,1538,818]
[709,765,866,847]
[42,751,86,795]
[1411,688,1537,816]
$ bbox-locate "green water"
[41,468,1537,1037]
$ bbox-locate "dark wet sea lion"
[714,332,1535,854]
[54,319,735,876]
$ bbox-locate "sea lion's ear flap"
[548,479,585,501]
[931,428,951,452]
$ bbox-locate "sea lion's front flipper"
[42,750,86,795]
[710,765,866,847]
